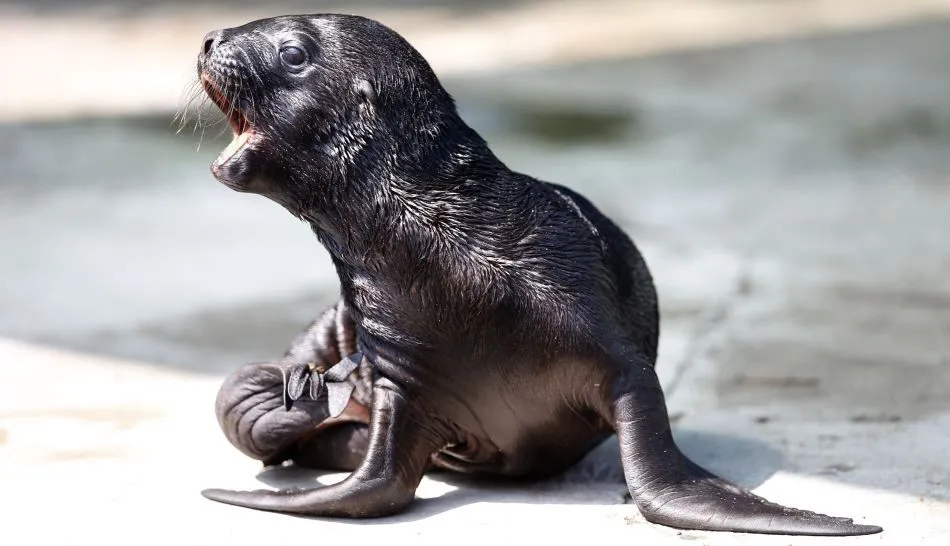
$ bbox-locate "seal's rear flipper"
[603,359,882,536]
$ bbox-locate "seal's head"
[197,14,477,214]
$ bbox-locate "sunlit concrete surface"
[2,2,949,544]
[1,338,947,545]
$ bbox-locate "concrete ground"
[1,1,949,544]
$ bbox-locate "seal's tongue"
[216,131,251,165]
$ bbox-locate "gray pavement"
[1,4,949,545]
[4,0,950,121]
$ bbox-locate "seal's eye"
[279,46,307,67]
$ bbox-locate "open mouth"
[200,72,254,165]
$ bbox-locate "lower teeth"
[217,131,251,164]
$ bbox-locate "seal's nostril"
[202,30,224,55]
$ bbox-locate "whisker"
[176,84,204,134]
[174,76,217,141]
[172,68,195,128]
[194,89,207,141]
[212,77,236,140]
[249,88,258,129]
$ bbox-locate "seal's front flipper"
[215,362,332,463]
[203,376,443,518]
[603,359,882,536]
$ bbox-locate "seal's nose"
[202,30,225,55]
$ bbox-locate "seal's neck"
[300,118,519,272]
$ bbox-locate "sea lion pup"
[197,14,881,536]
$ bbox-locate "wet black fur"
[199,14,881,536]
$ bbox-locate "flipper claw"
[281,353,362,416]
[285,364,310,405]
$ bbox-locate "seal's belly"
[432,368,613,478]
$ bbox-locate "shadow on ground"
[249,430,784,523]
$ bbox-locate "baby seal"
[197,14,881,536]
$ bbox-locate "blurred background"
[1,0,949,535]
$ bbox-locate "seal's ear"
[354,79,377,112]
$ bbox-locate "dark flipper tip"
[286,365,310,401]
[201,488,249,506]
[644,504,883,536]
[201,487,292,511]
[847,524,884,536]
[635,473,883,536]
[750,514,883,537]
[324,352,361,382]
[326,382,355,418]
[202,488,226,500]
